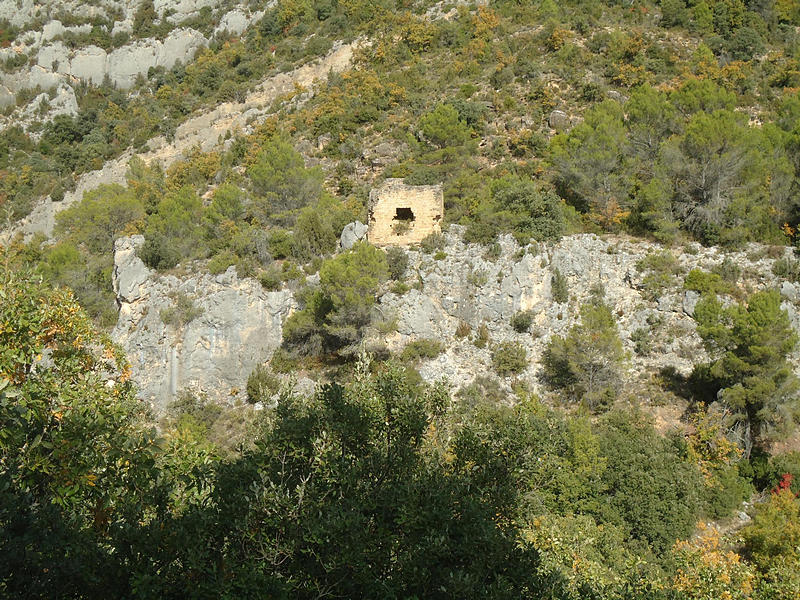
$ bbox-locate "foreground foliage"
[2,274,799,599]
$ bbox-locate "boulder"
[112,236,151,303]
[683,290,701,316]
[548,109,570,130]
[215,9,249,36]
[339,221,368,250]
[42,20,66,42]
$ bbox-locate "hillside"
[2,0,800,597]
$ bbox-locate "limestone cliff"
[112,236,295,411]
[111,227,800,411]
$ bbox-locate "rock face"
[22,28,209,90]
[373,229,800,395]
[339,221,368,250]
[111,236,296,411]
[110,229,800,411]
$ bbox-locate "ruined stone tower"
[367,179,443,246]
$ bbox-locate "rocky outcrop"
[110,227,800,411]
[10,28,207,91]
[0,0,267,131]
[111,236,296,411]
[339,221,368,250]
[373,228,800,396]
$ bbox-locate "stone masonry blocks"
[367,178,443,246]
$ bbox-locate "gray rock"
[156,0,219,23]
[112,19,134,36]
[158,28,207,69]
[294,376,316,397]
[782,301,800,330]
[548,109,569,130]
[657,295,675,312]
[29,65,64,89]
[21,84,78,122]
[42,20,66,42]
[380,288,454,338]
[112,236,150,303]
[70,46,108,85]
[112,236,297,410]
[781,281,797,302]
[105,29,206,89]
[0,84,14,108]
[37,42,71,73]
[215,9,249,36]
[107,40,159,88]
[339,221,368,250]
[366,141,402,167]
[607,90,627,103]
[683,290,700,316]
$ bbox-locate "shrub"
[390,282,410,295]
[636,250,683,300]
[457,375,506,409]
[711,257,741,284]
[492,341,528,376]
[631,327,652,356]
[258,266,282,290]
[270,348,300,373]
[551,268,569,303]
[543,301,625,410]
[683,269,734,296]
[483,242,502,260]
[247,135,324,215]
[401,339,445,362]
[419,103,472,148]
[510,310,535,333]
[386,246,409,280]
[420,232,445,254]
[772,257,800,283]
[160,293,203,327]
[208,250,238,275]
[474,323,490,348]
[455,320,472,338]
[246,364,281,404]
[268,229,294,260]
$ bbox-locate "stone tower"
[367,179,443,246]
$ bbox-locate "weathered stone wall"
[367,179,443,246]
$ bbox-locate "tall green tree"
[282,242,388,356]
[0,271,161,597]
[543,300,627,411]
[692,290,800,456]
[549,101,632,229]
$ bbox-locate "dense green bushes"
[691,289,799,457]
[282,242,388,357]
[3,272,797,599]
